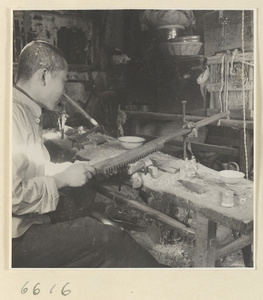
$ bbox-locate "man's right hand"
[53,163,96,189]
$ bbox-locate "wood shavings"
[142,173,182,194]
[150,243,193,267]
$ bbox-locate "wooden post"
[241,244,253,267]
[194,213,217,267]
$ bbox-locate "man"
[12,40,163,268]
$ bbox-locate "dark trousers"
[12,179,164,268]
[12,216,163,268]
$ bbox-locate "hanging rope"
[219,53,226,112]
[224,53,229,111]
[242,10,249,179]
[230,48,239,75]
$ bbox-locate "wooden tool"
[127,158,153,175]
[178,179,207,194]
[91,111,230,175]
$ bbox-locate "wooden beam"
[216,234,252,259]
[212,119,253,130]
[97,186,196,238]
[166,140,239,157]
[207,109,254,123]
[138,134,240,157]
[125,111,253,129]
[125,111,204,122]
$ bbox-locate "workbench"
[77,142,254,268]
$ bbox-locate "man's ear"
[41,69,47,86]
[38,68,51,86]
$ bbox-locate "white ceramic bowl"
[118,136,145,150]
[219,170,245,186]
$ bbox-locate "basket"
[159,42,203,57]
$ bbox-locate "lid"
[157,24,185,30]
[175,35,201,42]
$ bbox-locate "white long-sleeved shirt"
[12,87,60,238]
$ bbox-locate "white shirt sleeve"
[12,105,60,215]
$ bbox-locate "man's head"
[16,40,68,110]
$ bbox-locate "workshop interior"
[13,10,254,268]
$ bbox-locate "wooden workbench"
[77,142,254,268]
[139,152,253,267]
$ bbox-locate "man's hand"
[53,162,96,189]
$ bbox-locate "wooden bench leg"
[242,244,253,267]
[194,213,217,267]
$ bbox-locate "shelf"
[156,55,205,64]
[125,111,253,130]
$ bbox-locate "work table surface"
[141,153,253,233]
[77,141,253,234]
[75,139,254,267]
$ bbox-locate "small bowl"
[118,136,145,150]
[219,170,245,186]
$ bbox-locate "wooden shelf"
[125,111,253,130]
[157,55,205,63]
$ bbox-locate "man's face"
[42,68,68,110]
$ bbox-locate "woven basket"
[159,42,203,57]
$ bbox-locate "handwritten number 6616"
[21,281,71,296]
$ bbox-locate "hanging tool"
[63,93,99,127]
[197,66,210,113]
[90,110,230,175]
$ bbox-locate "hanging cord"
[230,48,239,75]
[224,53,229,111]
[226,61,230,111]
[219,53,226,112]
[242,10,249,179]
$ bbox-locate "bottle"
[221,190,234,207]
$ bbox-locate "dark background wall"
[13,10,210,118]
[13,9,254,122]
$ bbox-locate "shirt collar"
[13,86,42,120]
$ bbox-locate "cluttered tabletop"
[44,125,253,229]
[44,127,254,267]
[76,137,253,231]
